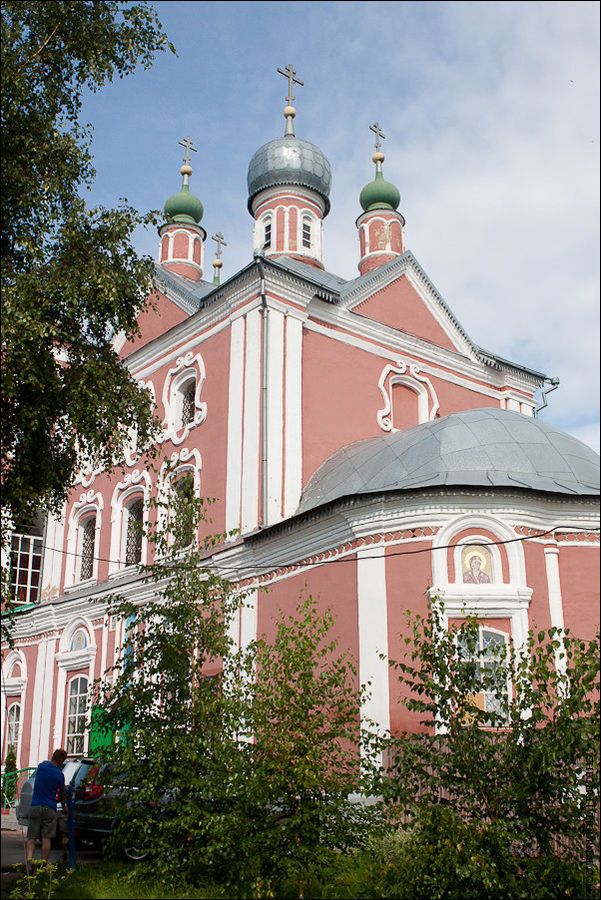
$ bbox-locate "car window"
[61,761,81,785]
[72,763,94,788]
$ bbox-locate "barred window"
[65,676,88,755]
[264,219,272,249]
[302,217,311,248]
[80,517,96,581]
[125,499,144,566]
[180,381,196,428]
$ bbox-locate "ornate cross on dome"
[277,63,304,106]
[178,135,198,166]
[370,122,386,153]
[211,231,227,259]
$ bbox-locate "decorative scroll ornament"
[159,352,207,446]
[376,360,439,432]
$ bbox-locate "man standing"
[26,748,68,872]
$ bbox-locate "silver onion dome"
[247,135,332,216]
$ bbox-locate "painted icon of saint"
[462,548,491,584]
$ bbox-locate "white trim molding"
[159,352,207,446]
[376,360,439,431]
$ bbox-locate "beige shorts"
[27,805,57,840]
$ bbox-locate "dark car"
[16,757,97,843]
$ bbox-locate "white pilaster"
[37,638,56,762]
[225,316,245,535]
[266,309,285,526]
[28,643,47,766]
[241,310,262,534]
[544,546,566,677]
[357,547,390,751]
[283,315,303,518]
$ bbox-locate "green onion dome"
[164,183,204,225]
[359,169,401,212]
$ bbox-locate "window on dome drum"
[264,220,272,249]
[80,516,96,581]
[125,498,144,566]
[9,532,43,604]
[6,703,20,751]
[302,218,311,248]
[458,627,509,721]
[69,630,88,652]
[65,676,88,755]
[180,380,196,428]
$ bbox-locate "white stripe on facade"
[37,638,56,762]
[544,546,567,676]
[29,642,47,766]
[266,309,285,526]
[241,310,262,534]
[283,315,303,518]
[225,316,245,534]
[356,547,390,751]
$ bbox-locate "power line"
[12,524,600,582]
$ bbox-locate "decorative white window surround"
[156,448,202,547]
[64,491,103,589]
[452,535,503,585]
[123,380,156,467]
[53,620,96,752]
[1,650,27,766]
[430,514,531,651]
[108,470,151,577]
[360,214,402,257]
[377,360,439,432]
[159,352,207,446]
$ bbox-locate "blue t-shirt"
[31,761,66,811]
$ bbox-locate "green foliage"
[92,481,244,884]
[1,1,175,528]
[229,595,382,897]
[381,602,600,897]
[11,862,70,899]
[3,745,18,802]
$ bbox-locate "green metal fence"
[1,766,36,811]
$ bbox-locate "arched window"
[302,216,311,249]
[264,217,272,250]
[180,379,196,428]
[65,676,88,755]
[69,629,88,652]
[79,515,96,581]
[125,498,144,566]
[6,703,20,752]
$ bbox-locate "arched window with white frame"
[124,497,144,566]
[159,353,207,446]
[65,492,103,588]
[6,702,21,753]
[108,472,151,576]
[264,215,272,250]
[65,675,89,755]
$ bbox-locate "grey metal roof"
[153,265,215,314]
[298,408,600,513]
[247,136,332,215]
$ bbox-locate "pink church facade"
[3,88,599,770]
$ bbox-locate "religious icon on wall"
[462,545,492,583]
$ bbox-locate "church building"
[3,67,599,769]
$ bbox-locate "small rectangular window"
[264,221,272,249]
[302,220,311,248]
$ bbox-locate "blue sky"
[80,1,600,450]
